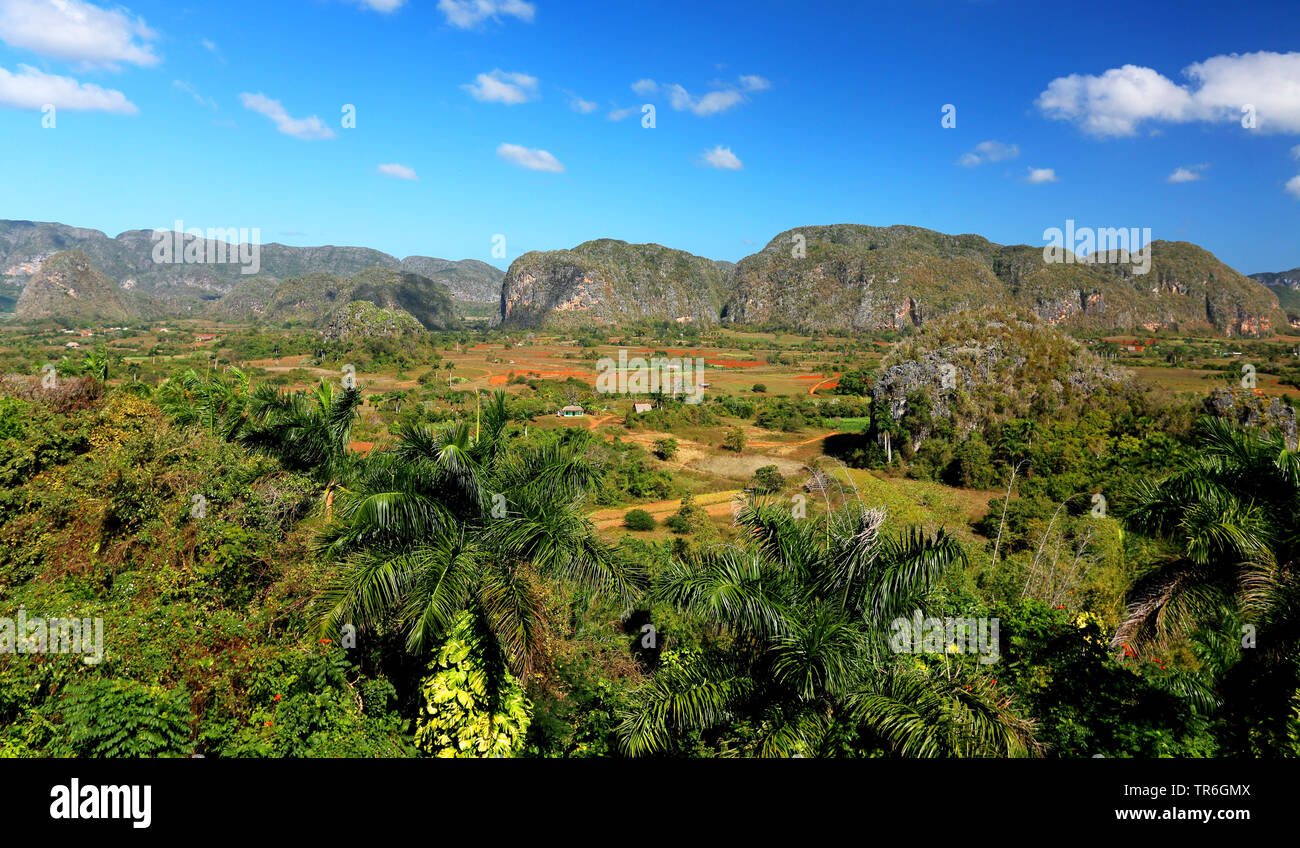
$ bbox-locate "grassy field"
[9,317,1296,557]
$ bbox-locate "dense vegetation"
[1,311,1298,758]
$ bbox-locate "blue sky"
[1,0,1298,274]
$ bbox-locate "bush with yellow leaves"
[415,611,531,758]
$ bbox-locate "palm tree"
[239,380,363,481]
[155,367,251,440]
[1118,416,1300,752]
[616,501,1035,757]
[1118,417,1298,648]
[315,390,640,678]
[238,380,364,521]
[83,347,112,382]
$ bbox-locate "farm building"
[633,402,653,413]
[557,405,585,418]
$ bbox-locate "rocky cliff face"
[870,308,1130,448]
[496,239,734,329]
[724,226,1006,332]
[1203,387,1299,451]
[15,250,129,324]
[723,225,1282,337]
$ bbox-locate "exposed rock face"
[724,225,1282,337]
[15,250,129,324]
[496,239,733,329]
[321,301,424,342]
[872,344,1003,425]
[1203,388,1300,451]
[870,308,1129,448]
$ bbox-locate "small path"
[809,374,840,395]
[590,489,742,529]
[749,430,839,448]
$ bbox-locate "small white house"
[633,402,653,414]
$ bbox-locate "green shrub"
[663,513,690,534]
[60,679,193,757]
[652,438,678,460]
[623,509,656,531]
[749,465,785,494]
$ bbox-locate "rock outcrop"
[496,239,734,329]
[15,250,129,324]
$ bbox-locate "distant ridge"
[0,220,504,305]
[1250,267,1300,316]
[2,219,1288,338]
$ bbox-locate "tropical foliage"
[617,501,1034,757]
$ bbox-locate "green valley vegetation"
[1,292,1298,759]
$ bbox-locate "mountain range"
[1249,267,1300,313]
[3,219,1295,338]
[500,224,1289,337]
[0,220,504,307]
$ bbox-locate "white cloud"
[700,145,743,170]
[173,80,216,110]
[352,0,405,11]
[0,0,158,69]
[662,75,769,116]
[239,93,335,139]
[631,78,658,96]
[462,69,538,104]
[668,83,745,116]
[1025,167,1058,184]
[1184,52,1300,133]
[567,93,596,114]
[0,62,135,111]
[438,0,534,29]
[1287,174,1300,199]
[377,163,418,180]
[200,38,223,63]
[1037,52,1300,136]
[1167,164,1207,183]
[957,140,1019,167]
[693,89,745,115]
[497,142,564,172]
[1292,144,1300,160]
[607,105,637,121]
[1037,65,1192,137]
